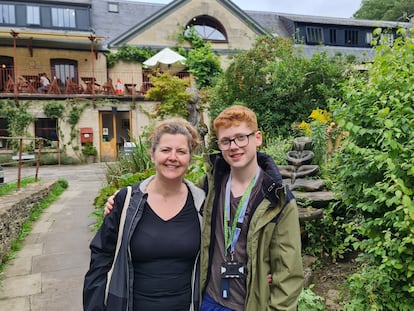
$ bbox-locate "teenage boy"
[104,105,303,310]
[199,105,303,310]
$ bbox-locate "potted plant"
[81,142,98,163]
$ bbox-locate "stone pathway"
[0,163,107,311]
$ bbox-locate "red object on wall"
[80,127,93,144]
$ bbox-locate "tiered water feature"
[278,137,334,224]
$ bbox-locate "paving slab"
[0,163,107,310]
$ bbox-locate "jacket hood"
[206,151,285,206]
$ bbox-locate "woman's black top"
[130,192,200,311]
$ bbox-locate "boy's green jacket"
[199,152,304,310]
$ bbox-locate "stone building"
[0,0,411,161]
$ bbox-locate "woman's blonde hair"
[150,118,200,153]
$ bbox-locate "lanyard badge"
[221,169,260,299]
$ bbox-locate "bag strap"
[105,185,132,304]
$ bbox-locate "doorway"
[99,110,131,162]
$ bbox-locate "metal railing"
[0,68,190,96]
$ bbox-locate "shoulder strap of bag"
[104,185,132,304]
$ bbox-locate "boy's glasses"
[217,132,255,150]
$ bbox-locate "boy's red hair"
[213,105,258,133]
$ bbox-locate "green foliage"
[329,28,414,309]
[208,36,350,137]
[81,142,97,157]
[145,72,192,119]
[91,169,155,231]
[353,0,414,21]
[185,154,206,183]
[106,45,155,67]
[105,136,153,188]
[177,26,222,88]
[43,101,65,118]
[0,177,37,196]
[259,134,293,165]
[298,287,326,311]
[0,100,35,138]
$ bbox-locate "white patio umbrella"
[143,47,187,74]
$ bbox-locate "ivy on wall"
[106,46,156,68]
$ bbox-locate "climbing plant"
[0,100,35,150]
[177,26,222,88]
[106,45,156,67]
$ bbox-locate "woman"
[83,118,205,311]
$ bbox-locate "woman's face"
[151,133,191,181]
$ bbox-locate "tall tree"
[354,0,414,21]
[208,36,350,137]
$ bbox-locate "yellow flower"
[309,109,331,124]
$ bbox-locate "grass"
[0,177,38,196]
[0,179,69,283]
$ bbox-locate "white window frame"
[27,5,40,25]
[108,2,119,13]
[52,8,76,28]
[0,4,16,24]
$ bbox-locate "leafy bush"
[208,36,350,137]
[298,287,326,311]
[260,134,292,165]
[329,28,414,309]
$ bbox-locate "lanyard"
[224,169,260,257]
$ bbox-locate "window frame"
[185,15,228,42]
[108,2,119,13]
[345,29,359,46]
[51,7,76,28]
[27,5,40,25]
[306,26,324,44]
[34,118,58,147]
[0,4,16,25]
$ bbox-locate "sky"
[131,0,363,18]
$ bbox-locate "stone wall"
[0,181,57,264]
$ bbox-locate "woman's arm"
[83,188,127,311]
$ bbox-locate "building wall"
[127,0,258,51]
[12,100,156,160]
[1,47,107,86]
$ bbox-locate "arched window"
[185,15,227,42]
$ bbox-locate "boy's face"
[216,122,262,170]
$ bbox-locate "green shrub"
[260,134,292,165]
[298,287,326,311]
[329,28,414,309]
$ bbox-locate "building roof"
[91,0,412,52]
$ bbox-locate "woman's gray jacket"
[83,176,205,311]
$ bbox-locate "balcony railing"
[0,68,190,97]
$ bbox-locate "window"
[0,4,15,24]
[52,8,76,28]
[345,30,359,45]
[27,6,40,25]
[185,15,227,41]
[366,32,373,45]
[0,118,9,149]
[108,2,119,13]
[35,118,58,146]
[306,27,324,44]
[380,33,394,45]
[50,59,78,90]
[329,29,337,44]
